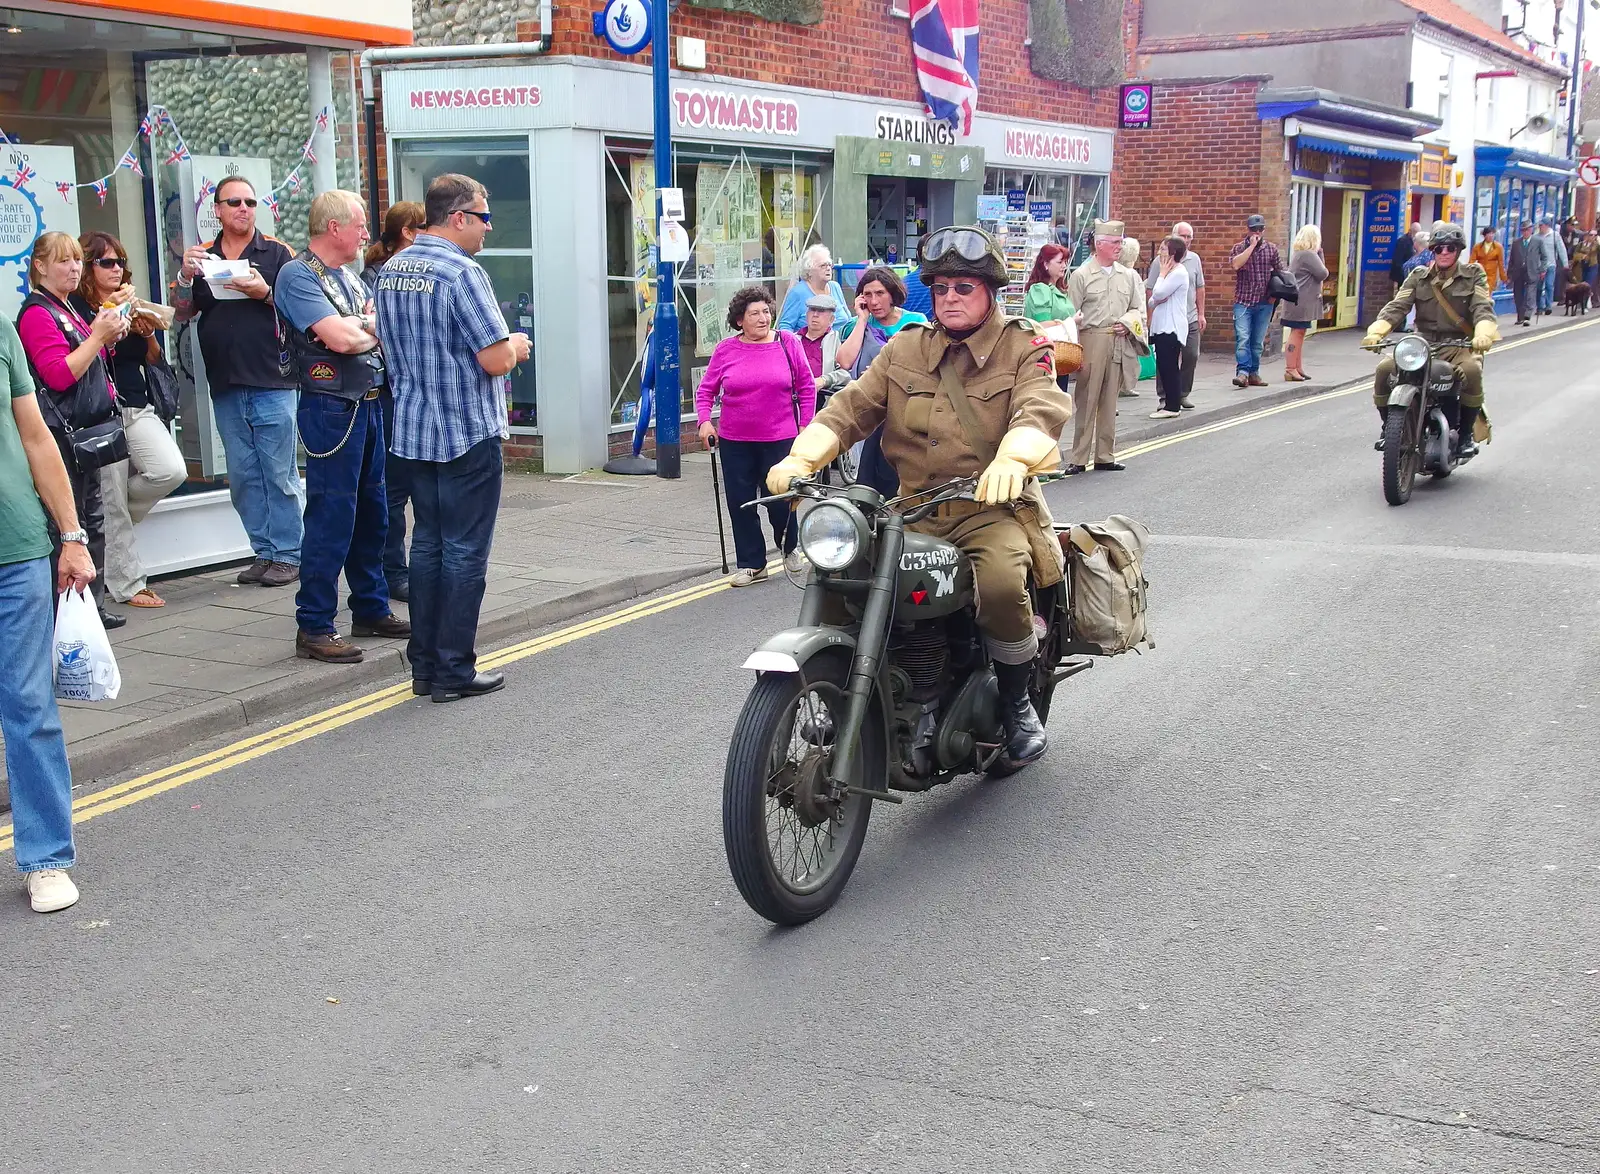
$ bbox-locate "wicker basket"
[1053,340,1084,376]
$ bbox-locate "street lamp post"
[651,0,681,479]
[1567,0,1588,215]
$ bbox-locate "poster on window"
[630,157,657,347]
[0,144,80,321]
[189,156,276,242]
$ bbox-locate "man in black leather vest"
[274,190,410,664]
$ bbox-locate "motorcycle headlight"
[1393,335,1430,373]
[799,502,865,571]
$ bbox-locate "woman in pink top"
[17,231,129,625]
[696,285,815,586]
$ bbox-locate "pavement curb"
[3,560,720,806]
[1113,377,1356,451]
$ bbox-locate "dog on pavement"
[1563,282,1591,315]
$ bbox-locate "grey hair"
[796,242,833,280]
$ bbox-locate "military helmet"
[917,225,1009,289]
[1429,220,1467,253]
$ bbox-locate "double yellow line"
[5,316,1593,854]
[0,569,759,854]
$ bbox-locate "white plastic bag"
[54,587,121,702]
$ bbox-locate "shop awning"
[1474,145,1576,182]
[1284,118,1425,162]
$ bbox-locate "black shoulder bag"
[33,300,128,472]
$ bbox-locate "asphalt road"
[5,321,1598,1173]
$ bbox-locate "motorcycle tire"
[1382,402,1421,506]
[722,651,880,926]
[835,441,862,487]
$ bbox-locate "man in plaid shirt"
[374,173,531,704]
[1228,213,1287,388]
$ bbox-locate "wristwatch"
[59,529,88,545]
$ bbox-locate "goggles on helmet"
[918,227,993,267]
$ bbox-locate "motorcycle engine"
[890,624,948,702]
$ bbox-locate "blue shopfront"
[1474,146,1576,311]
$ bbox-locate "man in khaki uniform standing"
[765,225,1072,770]
[1065,219,1147,474]
[1363,220,1498,456]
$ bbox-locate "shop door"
[1337,190,1365,329]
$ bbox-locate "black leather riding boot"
[993,660,1048,767]
[1457,406,1480,457]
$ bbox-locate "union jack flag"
[138,112,155,138]
[194,176,216,215]
[301,140,317,164]
[55,180,72,201]
[286,171,303,195]
[909,0,980,135]
[262,192,279,218]
[11,161,34,188]
[118,147,143,177]
[315,106,331,132]
[92,179,108,205]
[165,142,191,166]
[156,108,175,131]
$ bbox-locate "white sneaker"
[24,868,79,913]
[783,549,808,576]
[1149,408,1182,419]
[729,567,769,588]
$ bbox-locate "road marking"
[5,318,1594,853]
[0,564,778,854]
[1117,316,1600,462]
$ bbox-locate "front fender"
[1386,382,1421,409]
[742,627,857,674]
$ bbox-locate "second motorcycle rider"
[765,225,1072,769]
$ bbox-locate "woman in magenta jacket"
[696,285,815,586]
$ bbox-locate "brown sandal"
[127,588,165,608]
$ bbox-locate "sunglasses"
[219,197,258,208]
[918,227,989,266]
[930,281,980,298]
[1433,244,1462,254]
[456,208,492,227]
[92,257,126,270]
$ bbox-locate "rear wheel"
[1382,401,1421,506]
[834,441,861,486]
[722,652,879,926]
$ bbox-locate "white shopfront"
[379,58,1112,473]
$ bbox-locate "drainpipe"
[359,0,554,230]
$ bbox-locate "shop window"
[393,137,536,430]
[603,141,827,428]
[980,168,1100,262]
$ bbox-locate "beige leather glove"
[764,421,841,494]
[1472,318,1499,353]
[1361,319,1393,348]
[976,427,1060,505]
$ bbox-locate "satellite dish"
[1581,118,1600,143]
[1526,112,1555,133]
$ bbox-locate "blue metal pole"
[651,0,681,479]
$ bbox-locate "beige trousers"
[1071,329,1120,466]
[99,404,186,600]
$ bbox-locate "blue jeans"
[212,385,304,565]
[408,435,502,688]
[1540,269,1557,313]
[1232,302,1275,376]
[378,387,412,588]
[295,391,390,635]
[0,557,74,873]
[717,438,797,570]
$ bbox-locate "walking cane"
[708,438,730,575]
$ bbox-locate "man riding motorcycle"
[765,226,1072,769]
[1363,220,1499,455]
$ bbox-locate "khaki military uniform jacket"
[811,310,1072,495]
[1376,261,1496,338]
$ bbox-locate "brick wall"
[1112,78,1270,355]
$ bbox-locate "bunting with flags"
[117,146,143,177]
[315,106,330,132]
[194,176,216,216]
[262,192,279,218]
[91,179,108,205]
[908,0,980,135]
[55,180,72,201]
[165,142,191,166]
[11,161,35,189]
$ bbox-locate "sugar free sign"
[674,87,799,136]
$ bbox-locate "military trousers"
[912,503,1036,662]
[1373,348,1483,411]
[1071,328,1119,467]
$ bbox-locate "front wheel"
[1382,401,1421,506]
[722,652,881,925]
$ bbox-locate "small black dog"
[1563,282,1591,315]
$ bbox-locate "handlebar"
[1362,334,1475,353]
[744,475,978,520]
